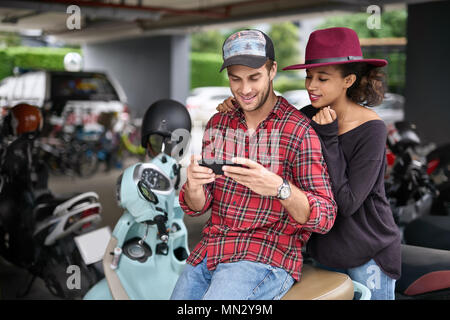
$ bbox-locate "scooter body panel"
[84,154,189,300]
[84,279,113,300]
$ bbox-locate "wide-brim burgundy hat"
[283,27,387,70]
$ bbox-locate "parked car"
[186,86,233,128]
[0,70,129,134]
[374,93,405,125]
[283,89,310,109]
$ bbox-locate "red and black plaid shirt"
[179,96,336,281]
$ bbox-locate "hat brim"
[220,55,268,72]
[282,58,388,71]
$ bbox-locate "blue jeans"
[170,257,295,300]
[315,259,396,300]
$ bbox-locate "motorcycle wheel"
[76,145,99,178]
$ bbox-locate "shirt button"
[233,201,237,205]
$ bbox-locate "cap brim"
[220,55,268,72]
[282,59,388,71]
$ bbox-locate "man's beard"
[243,80,271,112]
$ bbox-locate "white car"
[374,93,405,125]
[186,86,233,128]
[283,89,311,110]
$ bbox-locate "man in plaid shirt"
[170,29,336,300]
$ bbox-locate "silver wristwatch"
[276,178,291,200]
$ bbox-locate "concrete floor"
[0,157,209,300]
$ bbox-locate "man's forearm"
[184,183,207,212]
[280,182,311,224]
[271,176,311,224]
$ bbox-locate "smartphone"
[198,161,245,175]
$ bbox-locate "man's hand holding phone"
[184,155,216,212]
[186,155,216,191]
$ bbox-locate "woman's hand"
[216,97,236,113]
[312,106,337,125]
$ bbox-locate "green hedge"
[0,50,14,80]
[0,46,82,81]
[190,52,228,89]
[274,75,305,93]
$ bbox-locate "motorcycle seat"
[404,215,450,251]
[396,244,450,296]
[282,264,354,300]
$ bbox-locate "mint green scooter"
[84,153,189,299]
[84,99,192,300]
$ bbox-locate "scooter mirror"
[137,180,158,204]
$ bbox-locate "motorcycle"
[426,142,450,216]
[385,121,450,250]
[396,244,450,299]
[0,131,105,299]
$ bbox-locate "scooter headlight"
[116,173,123,206]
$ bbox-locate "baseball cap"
[220,29,275,72]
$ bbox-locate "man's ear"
[344,73,356,88]
[269,61,277,81]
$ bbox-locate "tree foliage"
[268,22,300,68]
[190,30,224,54]
[318,9,407,38]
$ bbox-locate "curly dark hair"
[335,62,387,106]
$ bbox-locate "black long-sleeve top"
[301,105,401,279]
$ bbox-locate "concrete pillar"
[405,1,450,145]
[170,35,190,105]
[82,34,190,118]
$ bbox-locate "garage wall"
[405,1,450,145]
[82,34,190,118]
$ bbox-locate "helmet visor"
[147,134,165,157]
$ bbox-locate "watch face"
[280,186,290,199]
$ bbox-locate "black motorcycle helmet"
[141,99,192,158]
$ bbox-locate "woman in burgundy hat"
[217,27,401,300]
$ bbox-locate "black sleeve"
[299,105,317,120]
[311,120,387,217]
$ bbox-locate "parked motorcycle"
[0,104,105,299]
[385,121,450,250]
[396,244,450,299]
[426,142,450,216]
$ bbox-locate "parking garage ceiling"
[0,0,435,44]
